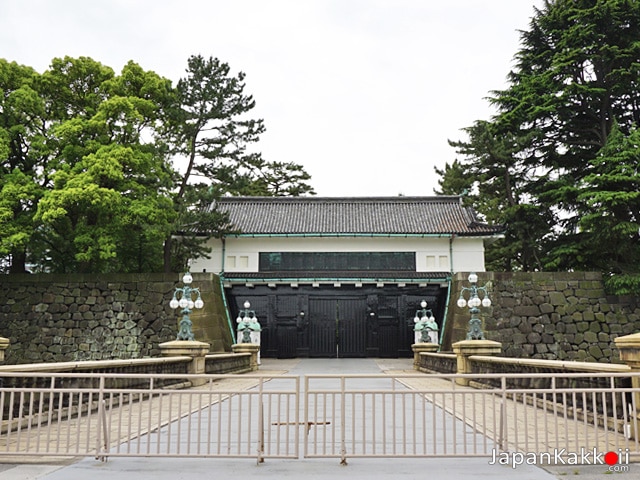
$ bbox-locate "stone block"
[535,343,548,354]
[589,322,604,333]
[34,303,49,313]
[554,281,568,291]
[540,303,555,314]
[576,321,589,332]
[588,345,603,359]
[527,332,541,343]
[549,291,566,306]
[512,333,526,344]
[609,324,622,333]
[583,331,598,343]
[514,305,541,316]
[518,322,532,334]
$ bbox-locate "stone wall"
[0,273,233,365]
[443,272,640,363]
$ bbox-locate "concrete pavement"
[0,358,636,479]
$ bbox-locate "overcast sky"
[1,0,542,197]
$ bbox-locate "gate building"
[190,196,502,358]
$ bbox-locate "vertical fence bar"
[552,377,559,451]
[601,390,609,449]
[124,392,131,454]
[542,387,549,451]
[206,386,213,456]
[352,392,358,455]
[401,388,407,454]
[340,376,346,464]
[610,378,620,454]
[522,391,529,453]
[499,376,506,451]
[25,389,35,453]
[15,391,24,452]
[165,391,173,454]
[303,375,309,459]
[175,392,183,455]
[155,391,163,455]
[272,391,279,458]
[94,377,105,461]
[295,376,301,459]
[257,378,264,463]
[217,392,223,455]
[423,391,429,456]
[411,391,417,455]
[532,392,539,452]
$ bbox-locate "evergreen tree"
[439,0,640,290]
[575,124,640,290]
[163,55,314,271]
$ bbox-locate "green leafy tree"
[0,59,46,272]
[32,58,176,273]
[2,55,315,274]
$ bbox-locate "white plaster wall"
[189,235,487,274]
[450,237,486,272]
[190,238,223,273]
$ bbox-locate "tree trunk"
[9,249,27,274]
[163,236,172,273]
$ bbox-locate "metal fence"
[1,371,639,464]
[0,372,299,462]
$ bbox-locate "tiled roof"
[215,196,504,236]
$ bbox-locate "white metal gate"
[0,373,300,461]
[1,371,639,464]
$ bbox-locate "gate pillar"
[452,339,502,386]
[159,340,210,386]
[615,332,640,439]
[411,343,439,370]
[0,337,8,362]
[232,343,261,371]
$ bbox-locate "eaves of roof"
[212,196,504,237]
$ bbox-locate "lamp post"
[236,301,262,365]
[456,272,492,340]
[413,300,438,344]
[236,301,262,344]
[169,271,204,341]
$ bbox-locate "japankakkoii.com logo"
[489,448,630,472]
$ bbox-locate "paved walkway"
[0,358,637,479]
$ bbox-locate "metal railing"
[0,372,299,462]
[1,371,639,464]
[302,372,640,464]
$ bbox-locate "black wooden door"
[274,295,299,358]
[308,298,336,357]
[308,298,367,357]
[377,317,398,358]
[277,324,297,358]
[377,296,399,358]
[337,298,367,357]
